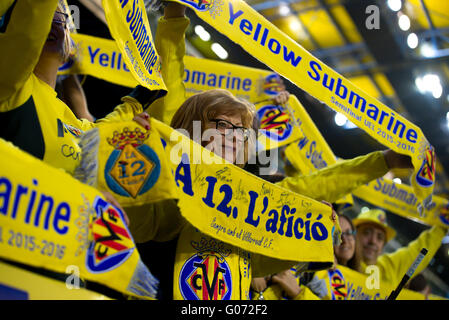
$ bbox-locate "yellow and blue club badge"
[105,127,160,198]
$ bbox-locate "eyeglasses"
[53,11,69,29]
[341,230,356,239]
[210,118,250,142]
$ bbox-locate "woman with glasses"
[129,1,417,300]
[0,0,163,176]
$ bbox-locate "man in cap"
[353,208,448,286]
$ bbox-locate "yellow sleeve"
[377,225,448,285]
[146,16,190,125]
[0,0,59,103]
[276,151,389,203]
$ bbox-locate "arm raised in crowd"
[0,0,59,102]
[276,150,411,203]
[377,225,448,286]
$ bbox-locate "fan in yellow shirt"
[353,209,448,287]
[0,0,165,176]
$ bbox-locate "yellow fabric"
[282,94,448,229]
[360,225,448,286]
[0,0,145,175]
[102,0,167,92]
[0,0,58,102]
[0,72,144,175]
[117,129,392,299]
[173,224,252,300]
[353,179,449,229]
[101,12,396,301]
[74,120,178,207]
[168,0,435,211]
[283,96,355,206]
[60,33,138,88]
[0,0,15,17]
[0,138,158,299]
[78,119,338,263]
[278,151,389,204]
[148,16,190,125]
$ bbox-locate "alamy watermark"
[365,5,380,30]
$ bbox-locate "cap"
[352,209,396,242]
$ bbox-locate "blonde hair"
[170,89,256,166]
[170,89,255,137]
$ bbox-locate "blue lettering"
[308,61,322,81]
[297,136,309,150]
[335,78,347,99]
[126,0,137,23]
[245,191,260,227]
[268,38,281,54]
[99,53,109,67]
[242,79,251,91]
[374,178,382,191]
[53,202,71,235]
[228,3,244,25]
[120,0,129,9]
[174,154,194,196]
[282,46,302,67]
[0,177,12,216]
[406,129,417,143]
[88,46,100,64]
[240,18,252,35]
[34,194,54,230]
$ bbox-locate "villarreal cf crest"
[179,240,233,300]
[86,197,135,273]
[104,127,161,198]
[262,73,286,96]
[416,145,435,188]
[328,269,347,300]
[257,104,293,142]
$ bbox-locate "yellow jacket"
[0,0,151,175]
[360,225,448,286]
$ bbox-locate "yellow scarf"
[166,0,435,213]
[284,96,449,228]
[76,119,340,264]
[0,138,158,299]
[101,0,167,92]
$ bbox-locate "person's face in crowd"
[204,113,248,164]
[42,11,68,62]
[356,223,386,265]
[334,217,355,265]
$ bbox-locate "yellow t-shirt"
[0,0,150,175]
[360,225,448,286]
